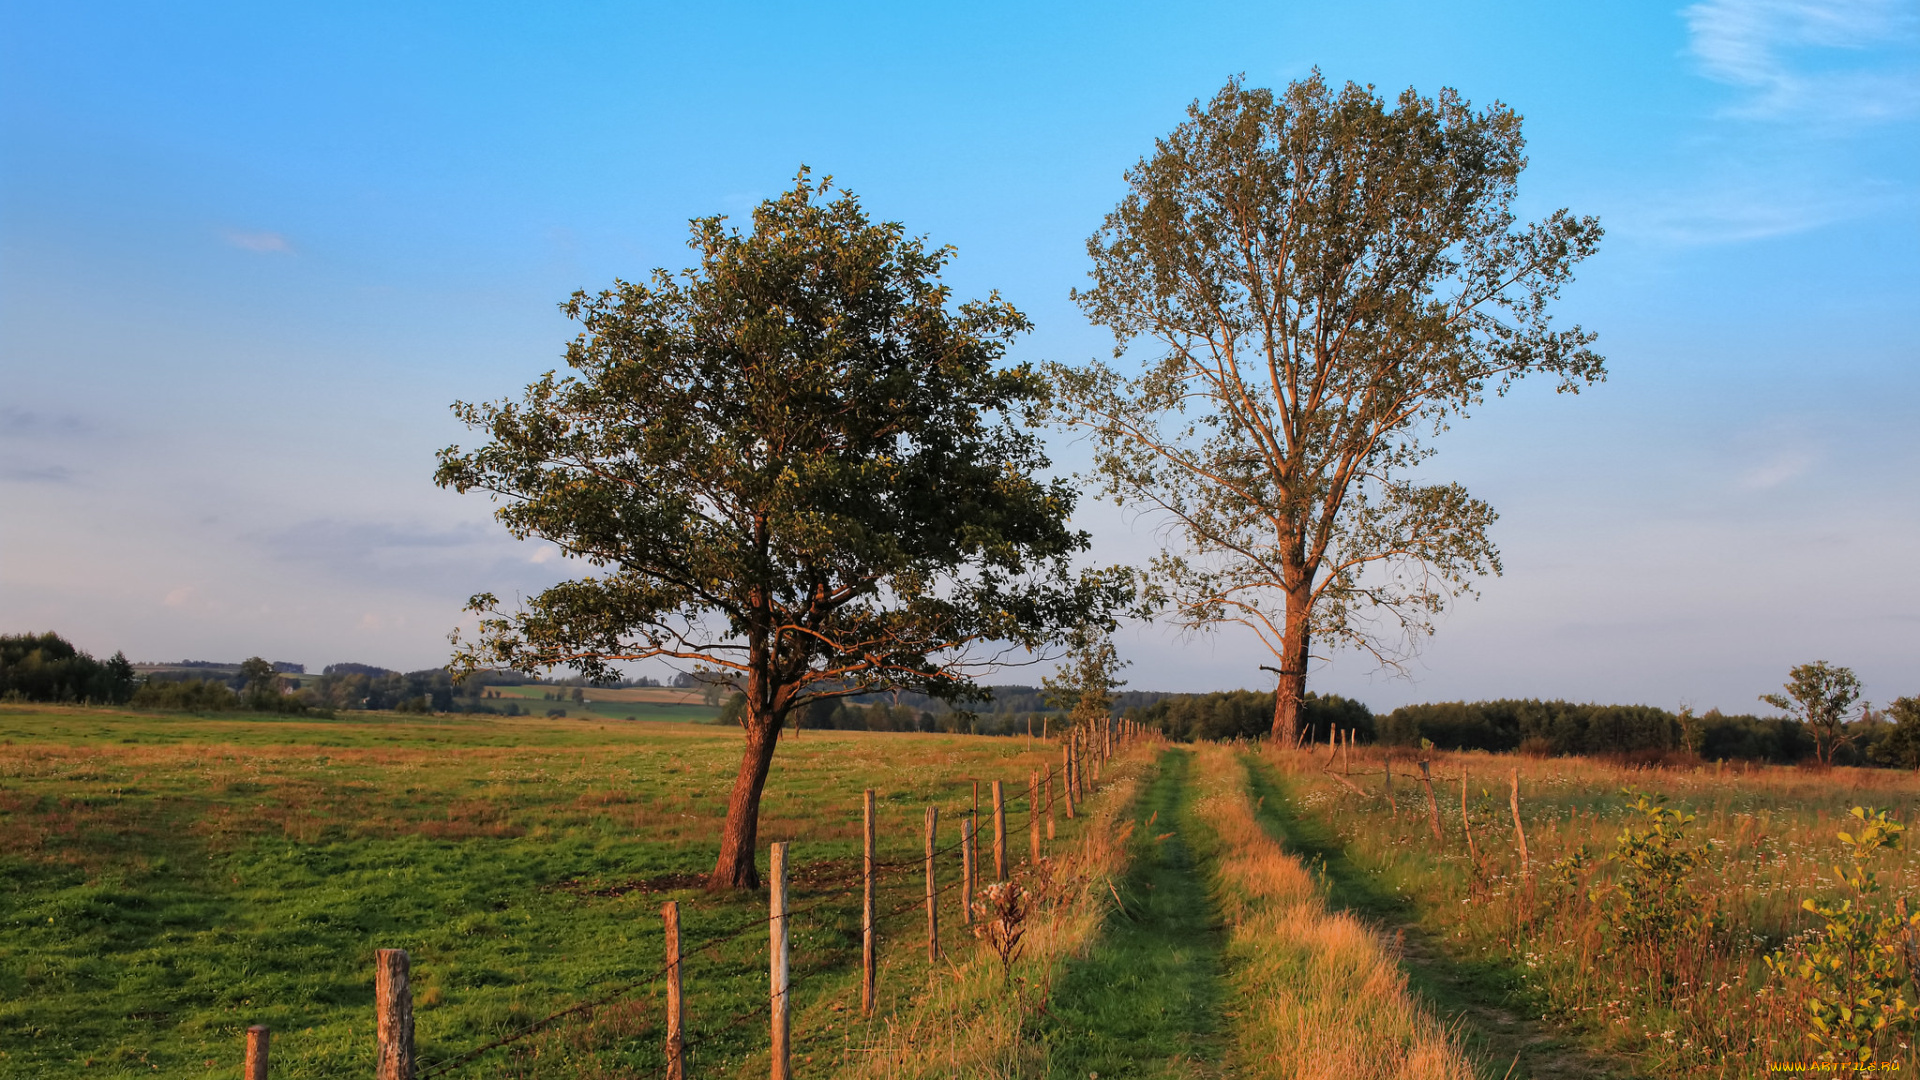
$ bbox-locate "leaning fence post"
[663,901,685,1080]
[862,789,876,1016]
[375,949,414,1080]
[924,806,939,961]
[244,1025,268,1080]
[991,780,1007,881]
[960,815,977,925]
[1460,773,1478,864]
[1029,769,1041,864]
[770,841,791,1080]
[1419,759,1443,842]
[1509,769,1531,879]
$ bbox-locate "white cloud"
[222,230,294,254]
[1684,0,1920,122]
[1608,172,1904,245]
[1739,448,1815,489]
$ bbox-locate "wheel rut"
[1040,748,1227,1079]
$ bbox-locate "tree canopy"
[1762,660,1864,767]
[1049,73,1603,744]
[436,173,1125,889]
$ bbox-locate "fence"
[231,716,1149,1079]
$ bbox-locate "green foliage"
[0,632,136,704]
[436,171,1129,885]
[1042,629,1128,729]
[1048,72,1601,741]
[436,171,1122,706]
[1768,807,1920,1063]
[129,677,241,711]
[1762,660,1865,767]
[1870,698,1920,770]
[1379,698,1687,756]
[1594,792,1709,960]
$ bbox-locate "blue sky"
[2,0,1915,713]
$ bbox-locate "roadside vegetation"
[1261,743,1920,1075]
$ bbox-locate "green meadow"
[0,706,1076,1078]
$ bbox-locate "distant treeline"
[1,633,138,704]
[1125,689,1373,744]
[1116,688,1903,766]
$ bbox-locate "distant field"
[0,705,1074,1079]
[482,683,718,723]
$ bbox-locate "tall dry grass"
[827,743,1159,1080]
[1189,744,1475,1080]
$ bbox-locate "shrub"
[1768,807,1920,1063]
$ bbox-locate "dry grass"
[1190,745,1475,1080]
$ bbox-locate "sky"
[2,0,1916,714]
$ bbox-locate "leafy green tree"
[1762,661,1864,767]
[1049,73,1603,745]
[1870,697,1920,770]
[437,173,1126,889]
[1041,629,1128,732]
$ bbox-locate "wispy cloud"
[0,407,93,439]
[1610,173,1903,244]
[0,463,77,484]
[1684,0,1920,123]
[1739,448,1815,489]
[222,229,294,254]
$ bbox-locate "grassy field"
[8,705,1898,1078]
[480,685,719,724]
[0,705,1082,1078]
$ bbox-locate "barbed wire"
[406,745,1140,1077]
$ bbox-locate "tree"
[1049,74,1603,745]
[1041,630,1128,732]
[1764,661,1865,767]
[1870,697,1920,770]
[436,173,1124,890]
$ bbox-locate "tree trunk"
[710,712,782,890]
[1269,586,1312,745]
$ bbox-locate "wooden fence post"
[1062,748,1076,820]
[924,806,939,961]
[862,789,876,1016]
[1459,774,1478,864]
[375,949,413,1080]
[244,1025,268,1080]
[1029,769,1041,864]
[991,780,1007,881]
[663,901,685,1080]
[960,815,976,926]
[1509,770,1530,879]
[1046,766,1057,838]
[770,841,791,1080]
[1419,759,1443,842]
[1073,731,1085,800]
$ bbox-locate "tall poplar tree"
[1052,74,1604,745]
